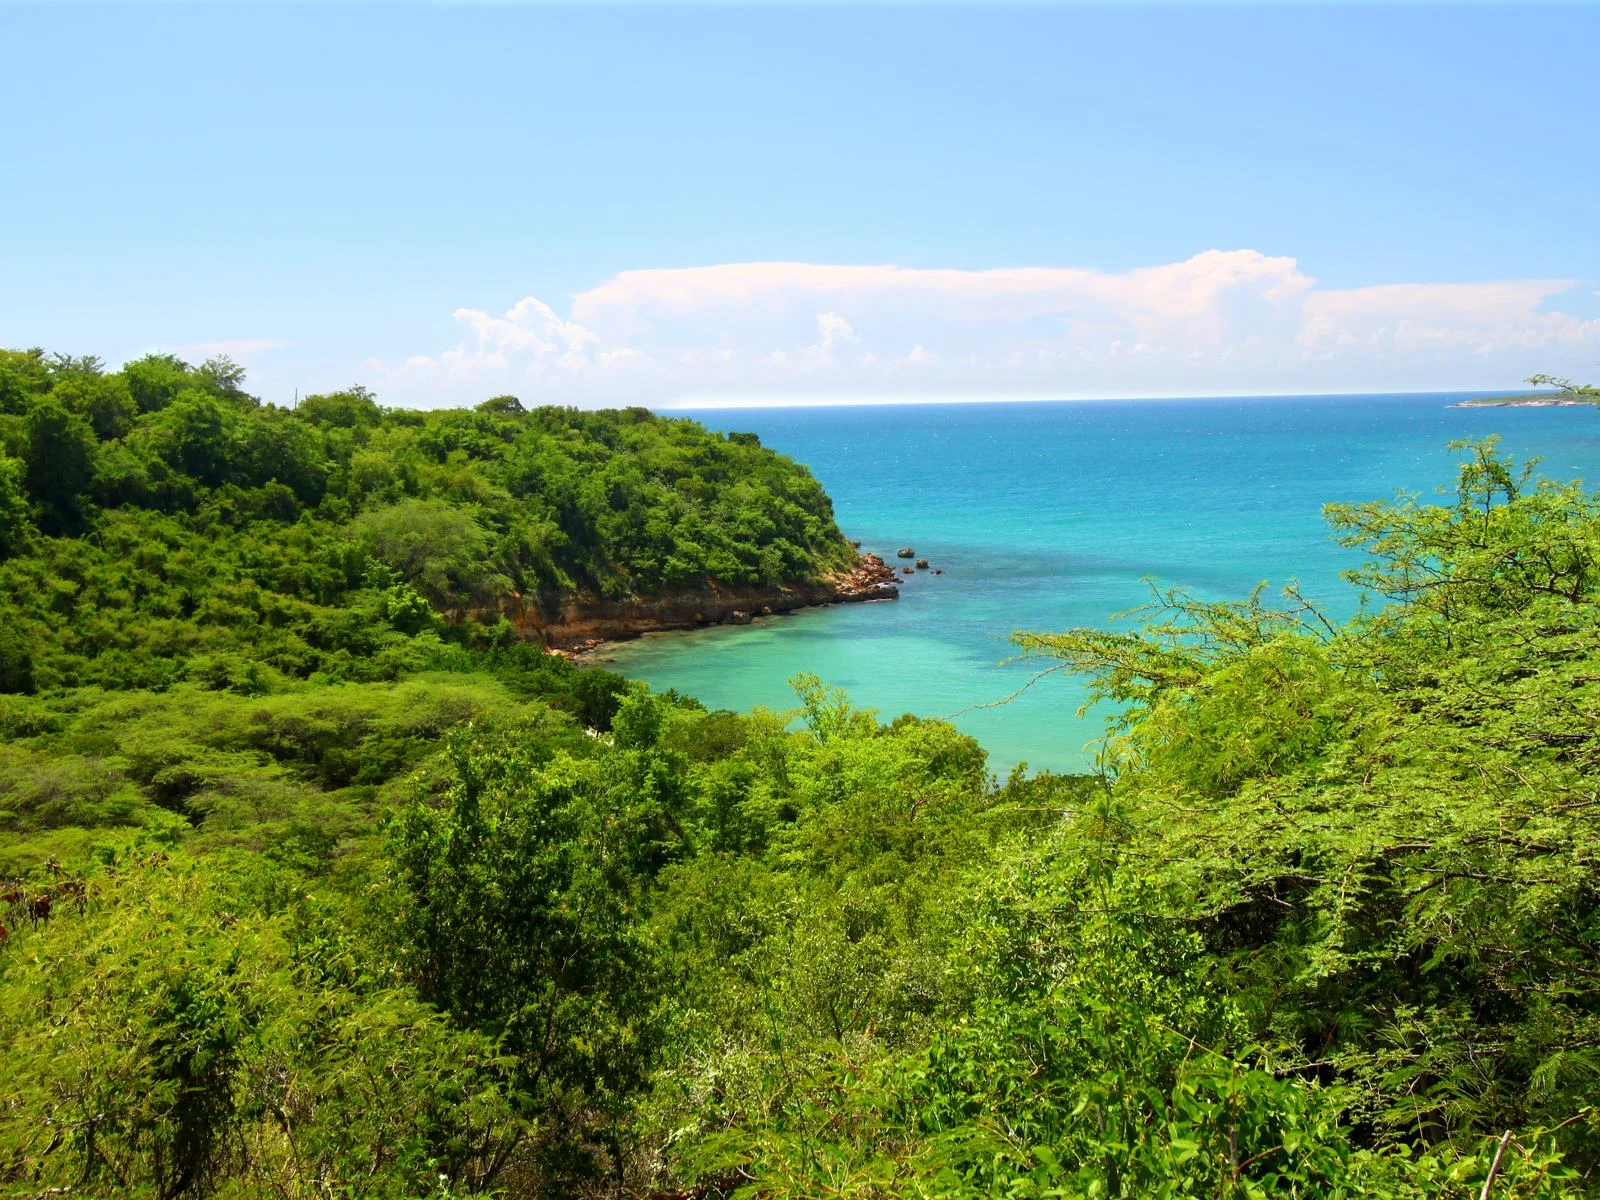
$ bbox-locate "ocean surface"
[593,394,1600,775]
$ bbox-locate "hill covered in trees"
[1,351,1596,1199]
[0,347,858,694]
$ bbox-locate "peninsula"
[1451,392,1597,408]
[0,346,895,690]
[1453,377,1600,408]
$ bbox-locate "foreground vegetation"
[1,350,1597,1198]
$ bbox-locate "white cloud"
[1300,280,1594,354]
[365,250,1600,406]
[441,297,599,377]
[815,311,856,351]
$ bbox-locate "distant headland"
[1453,377,1599,408]
[1451,393,1597,409]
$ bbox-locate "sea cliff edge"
[509,552,900,656]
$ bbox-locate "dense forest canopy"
[1,350,1597,1199]
[0,347,855,694]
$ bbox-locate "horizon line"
[657,386,1547,411]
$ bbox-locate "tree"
[296,386,381,430]
[1007,440,1600,1176]
[0,453,30,556]
[196,355,251,403]
[0,617,34,692]
[152,390,238,487]
[388,723,663,1186]
[123,352,194,414]
[0,347,50,415]
[23,398,96,528]
[355,497,507,607]
[1526,372,1600,404]
[477,394,525,415]
[51,367,138,441]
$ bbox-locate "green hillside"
[0,347,855,694]
[1,352,1596,1199]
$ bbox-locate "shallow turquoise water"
[596,395,1600,774]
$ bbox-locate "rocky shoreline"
[516,551,902,657]
[1450,397,1594,408]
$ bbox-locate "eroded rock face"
[508,550,901,651]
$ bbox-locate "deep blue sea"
[594,394,1600,774]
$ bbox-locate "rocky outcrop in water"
[838,552,897,597]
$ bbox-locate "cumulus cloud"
[444,297,599,375]
[1301,280,1595,355]
[365,250,1600,406]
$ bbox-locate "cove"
[594,393,1600,773]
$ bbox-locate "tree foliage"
[3,373,1599,1199]
[0,347,857,694]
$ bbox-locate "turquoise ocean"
[593,394,1600,774]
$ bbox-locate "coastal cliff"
[513,553,899,652]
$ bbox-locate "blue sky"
[3,2,1597,407]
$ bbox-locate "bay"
[593,393,1600,774]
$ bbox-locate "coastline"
[1450,396,1594,408]
[519,552,900,658]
